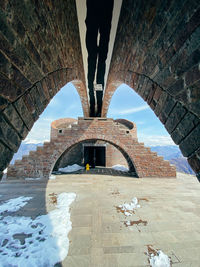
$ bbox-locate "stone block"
[22,92,39,121]
[3,104,29,139]
[185,64,200,87]
[154,91,168,117]
[36,81,49,106]
[0,95,9,111]
[165,102,187,133]
[30,85,45,115]
[0,72,23,102]
[179,124,200,157]
[0,141,14,171]
[171,112,200,144]
[158,94,176,124]
[14,97,34,130]
[0,115,21,152]
[188,150,200,174]
[167,79,184,96]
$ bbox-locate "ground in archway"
[0,173,200,266]
[53,167,137,177]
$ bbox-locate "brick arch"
[7,118,176,179]
[103,70,200,177]
[0,0,90,177]
[102,0,200,179]
[49,138,138,177]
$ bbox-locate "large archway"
[102,71,200,178]
[51,138,137,175]
[7,117,176,179]
[1,0,200,179]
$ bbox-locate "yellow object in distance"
[86,163,90,171]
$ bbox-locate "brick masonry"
[7,118,176,179]
[0,0,89,177]
[1,0,200,178]
[102,0,200,177]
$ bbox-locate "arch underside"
[1,0,200,179]
[102,0,200,178]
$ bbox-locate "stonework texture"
[102,0,200,177]
[7,118,176,179]
[1,0,200,178]
[0,0,89,177]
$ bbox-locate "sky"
[24,82,176,147]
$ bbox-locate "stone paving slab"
[0,172,200,266]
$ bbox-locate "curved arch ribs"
[7,118,176,179]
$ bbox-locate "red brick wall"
[7,118,176,179]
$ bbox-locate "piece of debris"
[49,193,57,204]
[138,197,149,202]
[111,189,120,195]
[124,219,148,227]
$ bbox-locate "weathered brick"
[179,124,200,157]
[14,97,34,130]
[0,95,9,111]
[0,115,21,152]
[188,150,200,174]
[167,79,184,96]
[171,112,200,144]
[185,64,200,87]
[0,73,23,102]
[0,141,14,171]
[165,102,187,133]
[3,104,29,139]
[22,92,39,121]
[7,118,176,179]
[158,94,176,124]
[29,86,44,115]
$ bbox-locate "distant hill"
[10,143,195,175]
[150,145,195,175]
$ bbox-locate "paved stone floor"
[53,167,137,177]
[1,172,200,266]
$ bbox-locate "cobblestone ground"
[0,172,200,266]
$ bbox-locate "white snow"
[150,250,170,267]
[0,192,76,266]
[25,177,41,181]
[112,164,129,172]
[118,197,140,216]
[58,164,84,173]
[49,175,56,180]
[0,196,33,214]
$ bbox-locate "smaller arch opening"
[52,138,138,178]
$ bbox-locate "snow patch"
[150,250,171,267]
[49,175,56,180]
[112,165,129,172]
[58,164,84,173]
[25,177,41,181]
[118,197,140,216]
[0,192,76,266]
[0,196,33,214]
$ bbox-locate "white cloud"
[138,134,176,146]
[109,104,149,115]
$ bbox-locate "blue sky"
[24,83,175,146]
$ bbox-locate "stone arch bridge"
[0,0,200,179]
